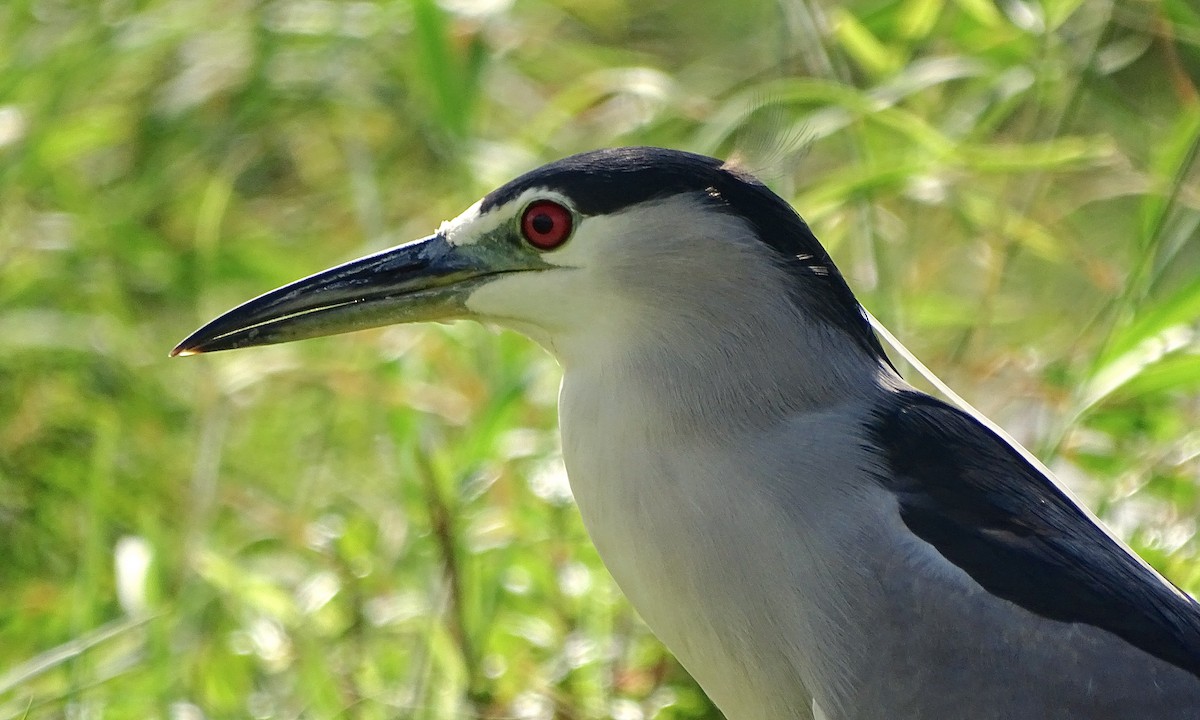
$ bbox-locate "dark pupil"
[531,214,554,234]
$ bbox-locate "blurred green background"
[2,0,1199,717]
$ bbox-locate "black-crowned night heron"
[173,147,1200,719]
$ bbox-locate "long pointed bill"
[172,233,516,356]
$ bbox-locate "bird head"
[172,147,891,388]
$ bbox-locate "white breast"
[557,367,895,720]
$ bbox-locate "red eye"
[520,200,573,250]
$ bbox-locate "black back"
[868,389,1200,678]
[482,147,894,369]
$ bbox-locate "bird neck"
[555,303,896,438]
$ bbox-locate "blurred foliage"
[1,0,1199,717]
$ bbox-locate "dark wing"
[867,390,1200,678]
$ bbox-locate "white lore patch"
[439,187,576,251]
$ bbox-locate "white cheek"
[536,214,609,269]
[463,208,613,327]
[465,270,586,336]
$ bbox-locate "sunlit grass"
[1,0,1198,717]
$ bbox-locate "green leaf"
[831,9,905,76]
[1111,353,1200,400]
[1103,275,1200,366]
